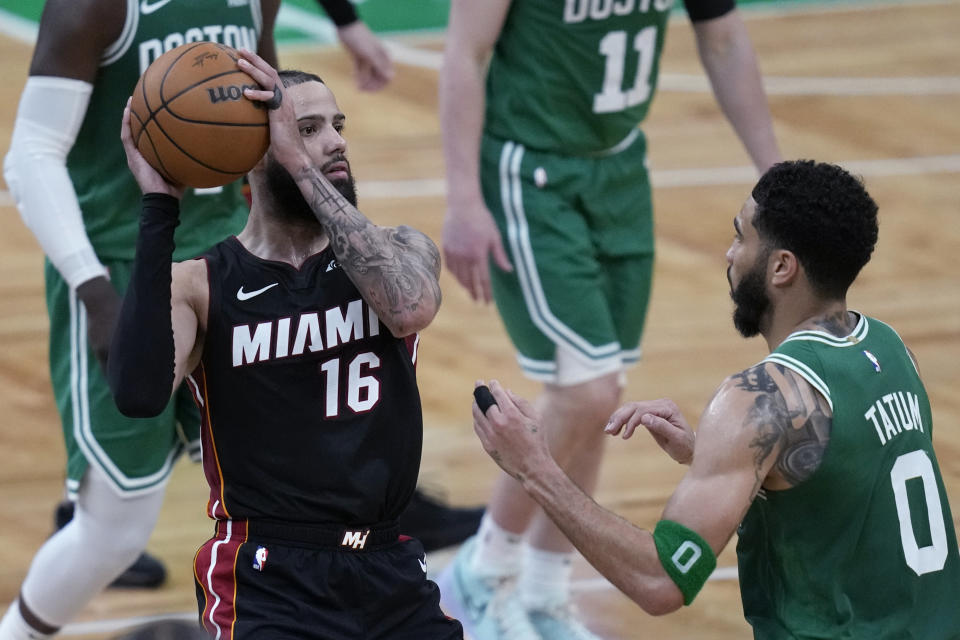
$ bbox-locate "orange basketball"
[129,42,269,189]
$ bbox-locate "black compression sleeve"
[107,193,179,418]
[683,0,735,22]
[316,0,359,27]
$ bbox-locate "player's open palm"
[443,201,512,303]
[605,398,695,465]
[237,49,302,169]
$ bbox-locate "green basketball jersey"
[67,0,264,261]
[737,314,960,639]
[484,0,673,154]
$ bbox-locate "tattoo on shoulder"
[734,363,832,488]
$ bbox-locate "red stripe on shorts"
[195,520,248,640]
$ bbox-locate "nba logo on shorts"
[253,546,269,571]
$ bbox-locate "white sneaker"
[527,602,603,640]
[437,537,542,640]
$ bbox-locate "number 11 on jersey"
[593,27,657,114]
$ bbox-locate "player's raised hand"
[605,398,695,465]
[336,21,394,91]
[443,199,512,304]
[120,98,185,199]
[237,49,304,169]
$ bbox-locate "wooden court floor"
[0,2,958,638]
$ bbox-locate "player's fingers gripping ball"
[129,42,269,188]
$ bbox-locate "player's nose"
[324,125,347,155]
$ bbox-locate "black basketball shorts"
[195,520,463,639]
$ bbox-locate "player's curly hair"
[751,160,878,299]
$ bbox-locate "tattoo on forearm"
[734,363,831,488]
[299,168,441,324]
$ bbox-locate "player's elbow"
[4,125,59,196]
[385,303,440,338]
[3,146,23,207]
[108,362,169,418]
[384,283,441,337]
[639,590,684,616]
[112,387,168,419]
[628,577,685,617]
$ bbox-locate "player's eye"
[334,124,345,134]
[300,125,316,136]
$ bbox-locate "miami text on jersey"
[232,299,381,367]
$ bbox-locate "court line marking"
[0,8,37,42]
[382,39,960,96]
[2,154,959,209]
[345,154,960,199]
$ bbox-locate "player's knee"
[71,494,159,567]
[552,375,622,426]
[540,381,620,460]
[71,513,149,567]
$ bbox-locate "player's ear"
[769,249,799,287]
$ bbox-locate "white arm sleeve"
[3,76,109,289]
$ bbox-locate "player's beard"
[264,154,358,225]
[320,154,358,207]
[729,252,771,338]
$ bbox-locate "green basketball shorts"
[480,132,654,386]
[46,259,201,498]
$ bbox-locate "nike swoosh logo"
[236,283,279,301]
[140,0,173,15]
[418,558,427,573]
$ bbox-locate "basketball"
[129,42,269,189]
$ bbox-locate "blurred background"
[0,0,957,637]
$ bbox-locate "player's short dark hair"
[751,160,878,299]
[278,69,325,88]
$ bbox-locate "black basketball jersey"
[189,237,423,525]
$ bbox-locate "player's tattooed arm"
[298,168,442,336]
[733,362,832,489]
